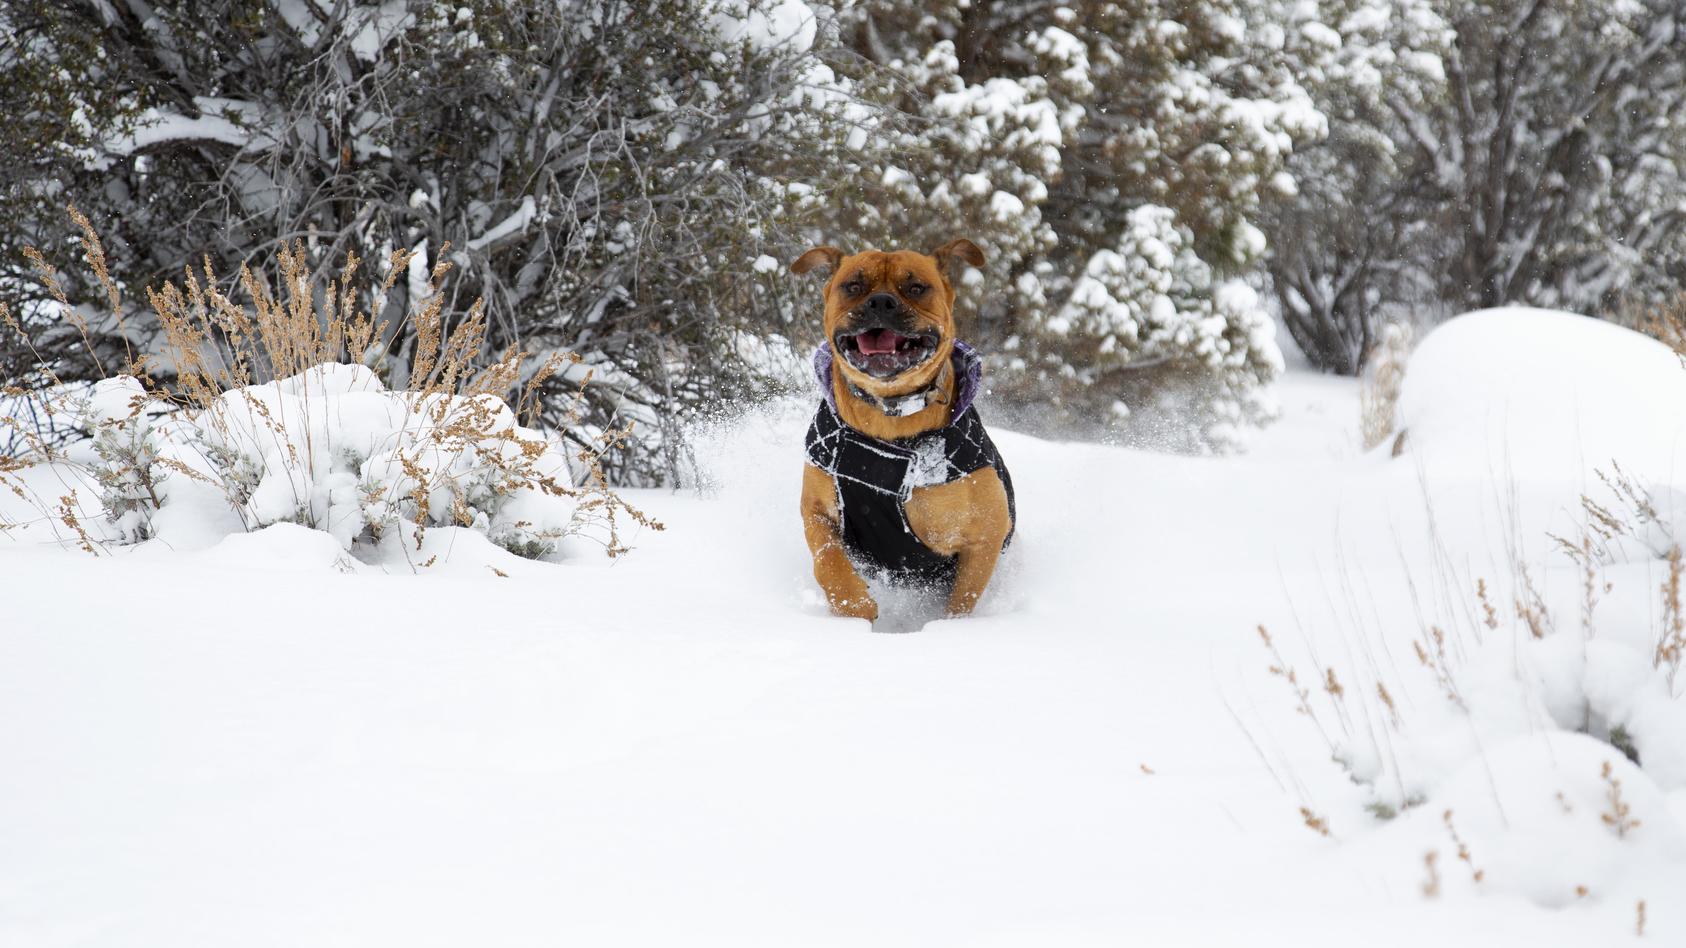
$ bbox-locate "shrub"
[0,0,865,484]
[1,211,658,562]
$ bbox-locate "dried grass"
[1421,850,1441,899]
[1360,323,1413,452]
[1299,806,1331,838]
[1599,761,1640,839]
[1250,467,1686,839]
[1629,292,1686,367]
[1442,809,1484,883]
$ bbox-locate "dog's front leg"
[801,464,877,620]
[905,468,1012,617]
[946,539,1005,616]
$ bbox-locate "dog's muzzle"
[834,300,940,380]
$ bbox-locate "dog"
[790,239,1015,621]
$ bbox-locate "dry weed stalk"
[1600,761,1641,838]
[1421,850,1441,899]
[21,242,107,379]
[1637,899,1648,937]
[1299,806,1331,838]
[1411,625,1466,709]
[1323,667,1344,700]
[1442,809,1484,883]
[1550,529,1612,642]
[1360,323,1412,452]
[1256,625,1333,747]
[54,492,96,554]
[1375,681,1403,729]
[1637,292,1686,367]
[1513,563,1553,640]
[1476,578,1500,630]
[1658,547,1684,686]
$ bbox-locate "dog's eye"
[841,280,866,296]
[905,283,927,298]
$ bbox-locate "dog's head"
[790,240,985,397]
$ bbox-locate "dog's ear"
[790,246,844,276]
[931,239,985,280]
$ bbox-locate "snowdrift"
[1397,306,1686,485]
[5,308,1686,944]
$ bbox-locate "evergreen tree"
[842,0,1325,449]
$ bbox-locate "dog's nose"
[865,293,899,314]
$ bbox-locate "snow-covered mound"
[1398,307,1686,481]
[37,363,581,561]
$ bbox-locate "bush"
[0,0,868,484]
[1,215,657,562]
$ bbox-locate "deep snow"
[3,308,1684,946]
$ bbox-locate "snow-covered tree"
[832,6,1068,345]
[1261,0,1452,375]
[0,0,864,482]
[1265,0,1686,374]
[842,0,1325,448]
[1414,0,1686,315]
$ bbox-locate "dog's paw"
[830,595,879,622]
[944,594,980,618]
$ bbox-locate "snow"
[709,0,815,53]
[466,196,537,252]
[4,310,1685,944]
[1398,306,1686,484]
[347,0,412,62]
[106,106,250,155]
[19,365,582,561]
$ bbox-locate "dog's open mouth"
[836,328,940,379]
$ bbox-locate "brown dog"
[791,240,1015,621]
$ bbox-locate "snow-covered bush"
[73,376,162,544]
[840,0,1320,448]
[2,221,656,563]
[1261,0,1452,376]
[1049,206,1282,450]
[1,0,869,483]
[74,364,585,560]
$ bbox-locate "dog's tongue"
[857,329,902,356]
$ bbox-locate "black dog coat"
[805,341,1015,587]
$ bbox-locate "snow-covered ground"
[4,308,1685,946]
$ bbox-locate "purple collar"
[812,339,983,425]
